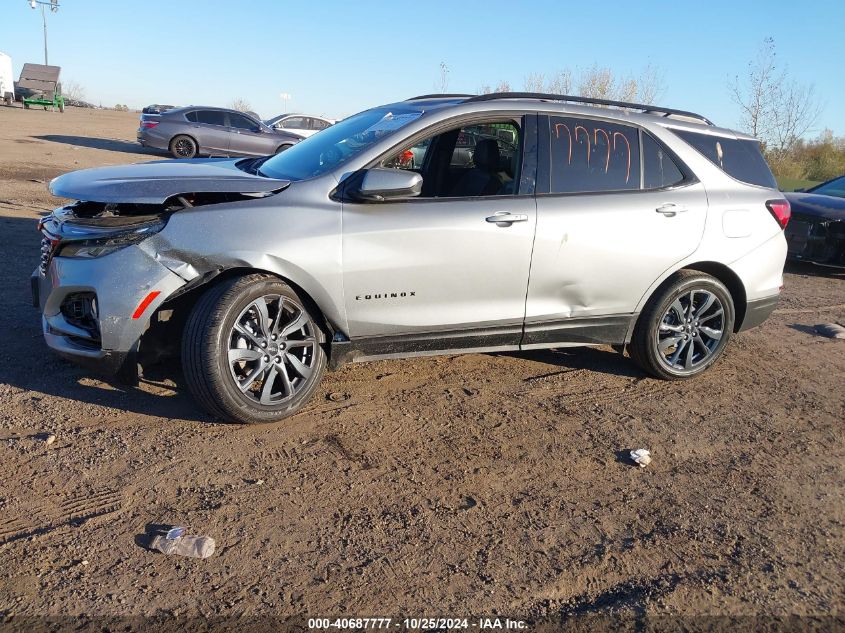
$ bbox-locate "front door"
[342,116,538,353]
[228,112,275,156]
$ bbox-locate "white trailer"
[0,52,14,105]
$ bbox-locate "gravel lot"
[0,105,843,625]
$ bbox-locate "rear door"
[523,114,708,346]
[228,112,277,156]
[341,114,539,349]
[191,110,230,155]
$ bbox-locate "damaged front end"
[33,158,291,380]
[785,212,845,268]
[784,193,845,268]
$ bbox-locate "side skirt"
[328,314,637,370]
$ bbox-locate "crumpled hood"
[785,192,845,221]
[49,157,290,204]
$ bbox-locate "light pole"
[28,0,59,66]
[279,92,291,113]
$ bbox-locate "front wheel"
[182,275,326,423]
[275,143,293,154]
[629,270,734,380]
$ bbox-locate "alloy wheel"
[174,138,194,157]
[654,289,725,373]
[227,294,318,405]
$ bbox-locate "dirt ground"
[0,105,843,627]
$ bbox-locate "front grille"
[39,236,54,275]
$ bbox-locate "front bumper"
[785,214,845,267]
[32,244,186,376]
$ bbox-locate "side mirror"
[355,168,422,202]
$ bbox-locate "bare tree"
[730,38,822,153]
[575,65,663,103]
[523,72,545,92]
[478,84,493,95]
[546,69,572,95]
[229,98,252,112]
[577,65,614,99]
[495,80,512,93]
[634,64,663,105]
[438,62,450,92]
[62,80,86,102]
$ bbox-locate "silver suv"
[33,93,790,424]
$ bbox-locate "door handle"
[486,212,528,225]
[656,203,688,217]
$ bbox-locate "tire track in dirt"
[512,525,736,616]
[0,488,122,545]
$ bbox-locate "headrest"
[473,138,500,172]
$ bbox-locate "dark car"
[138,106,302,159]
[784,175,845,267]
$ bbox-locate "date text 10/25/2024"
[308,618,528,630]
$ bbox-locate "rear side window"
[185,111,197,122]
[195,110,226,126]
[642,133,685,189]
[674,130,776,188]
[549,116,640,193]
[312,119,330,130]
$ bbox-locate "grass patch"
[777,177,821,192]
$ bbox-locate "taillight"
[766,199,791,229]
[140,120,159,129]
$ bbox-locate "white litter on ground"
[630,448,652,468]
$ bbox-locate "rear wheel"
[170,134,198,158]
[629,270,734,380]
[182,275,326,423]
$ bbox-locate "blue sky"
[1,0,842,135]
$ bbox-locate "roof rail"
[464,92,714,125]
[405,93,474,100]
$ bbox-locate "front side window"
[312,119,330,130]
[281,117,308,130]
[549,116,640,194]
[195,110,226,126]
[380,120,522,198]
[229,113,258,130]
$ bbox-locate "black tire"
[170,134,198,159]
[629,270,735,380]
[275,143,293,154]
[182,274,327,424]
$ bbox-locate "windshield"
[260,108,423,181]
[808,176,845,198]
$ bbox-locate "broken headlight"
[58,218,166,259]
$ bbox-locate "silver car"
[34,93,789,423]
[137,106,302,159]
